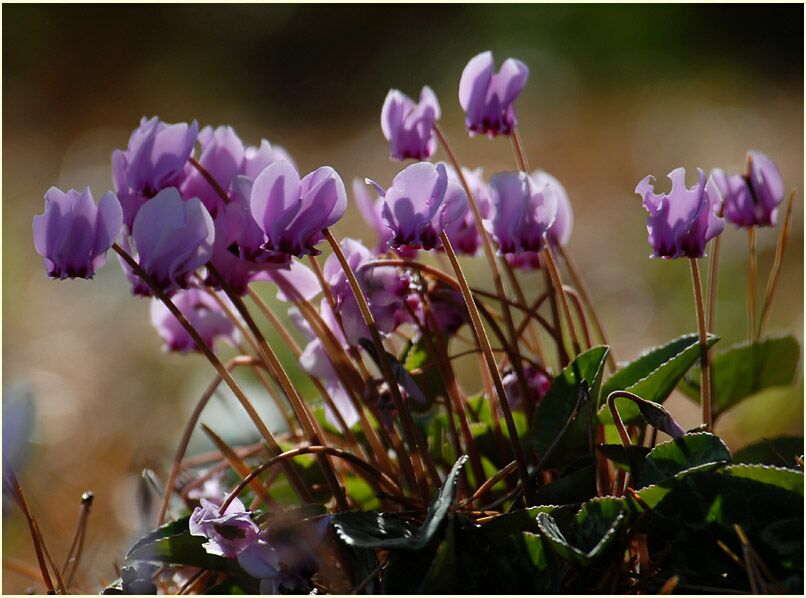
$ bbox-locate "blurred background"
[3,4,803,593]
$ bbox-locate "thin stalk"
[705,232,722,334]
[324,228,438,499]
[543,267,568,366]
[689,258,712,432]
[542,244,581,357]
[61,491,93,587]
[758,188,796,338]
[511,128,531,172]
[208,265,348,510]
[440,230,532,503]
[434,125,528,390]
[221,446,403,513]
[747,227,757,341]
[563,285,593,349]
[557,245,617,369]
[112,244,313,504]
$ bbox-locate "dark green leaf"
[602,333,718,405]
[638,432,730,488]
[532,456,597,506]
[596,444,651,471]
[532,346,609,469]
[418,519,457,593]
[680,335,800,415]
[723,463,804,497]
[599,333,718,426]
[536,497,627,565]
[333,455,467,550]
[733,436,804,467]
[359,338,429,409]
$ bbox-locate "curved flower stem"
[61,491,93,587]
[758,188,796,339]
[157,355,262,525]
[502,258,548,369]
[460,460,518,507]
[557,245,617,370]
[440,230,532,503]
[747,226,757,341]
[563,285,593,350]
[112,244,314,506]
[207,265,348,510]
[542,244,581,357]
[606,390,639,496]
[433,125,530,393]
[323,228,437,500]
[689,258,712,432]
[221,446,404,514]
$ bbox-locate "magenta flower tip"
[33,186,123,280]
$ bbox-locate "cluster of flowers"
[31,48,787,588]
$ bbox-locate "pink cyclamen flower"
[712,151,784,228]
[33,187,122,280]
[189,497,260,558]
[250,161,347,257]
[636,168,724,259]
[459,51,529,137]
[112,117,199,230]
[129,187,215,295]
[150,288,239,353]
[381,86,441,160]
[374,162,468,251]
[488,171,558,255]
[533,170,573,246]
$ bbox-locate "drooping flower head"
[250,161,347,257]
[112,117,199,229]
[127,187,215,295]
[459,51,529,137]
[381,86,441,161]
[33,187,122,279]
[372,162,468,251]
[150,288,240,353]
[533,170,573,246]
[712,150,785,228]
[189,496,260,558]
[636,168,724,259]
[488,171,557,255]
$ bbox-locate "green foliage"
[638,432,731,487]
[680,335,801,415]
[733,436,804,467]
[531,346,609,469]
[599,333,718,426]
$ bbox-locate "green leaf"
[596,444,651,471]
[532,346,609,469]
[680,335,800,415]
[602,333,718,405]
[723,464,804,497]
[599,333,718,426]
[333,455,467,550]
[359,338,430,410]
[125,516,237,572]
[638,432,731,488]
[733,436,804,467]
[418,519,458,593]
[532,456,597,506]
[536,497,627,565]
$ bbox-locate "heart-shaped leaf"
[733,436,804,468]
[680,335,800,416]
[638,432,731,488]
[723,463,804,497]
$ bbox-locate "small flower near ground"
[189,496,260,558]
[635,167,724,259]
[250,161,347,257]
[32,187,122,280]
[381,86,441,160]
[150,288,240,353]
[503,365,551,411]
[459,51,529,137]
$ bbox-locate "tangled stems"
[439,230,532,503]
[689,257,712,432]
[323,228,439,500]
[111,244,315,505]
